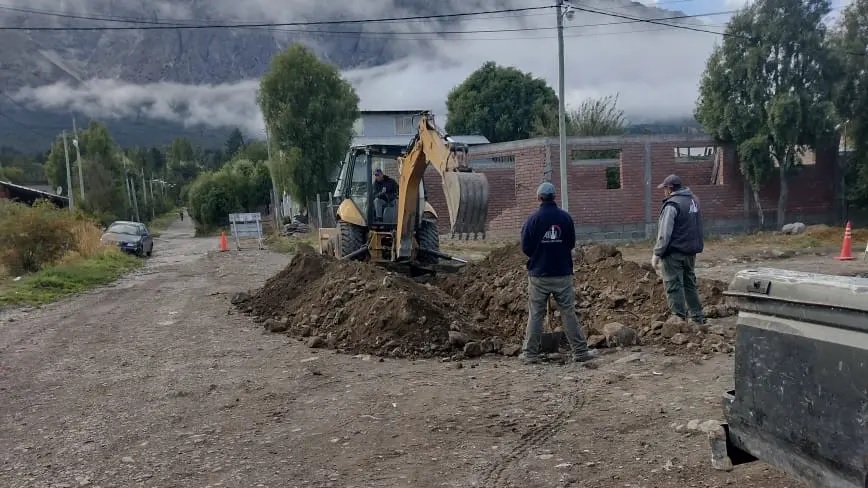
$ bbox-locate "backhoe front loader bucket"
[442,171,489,239]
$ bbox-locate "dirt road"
[0,218,802,487]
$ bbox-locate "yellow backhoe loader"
[318,111,488,273]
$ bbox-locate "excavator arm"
[394,112,489,260]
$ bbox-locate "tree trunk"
[777,164,788,229]
[752,188,764,228]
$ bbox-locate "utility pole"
[140,168,148,206]
[556,0,569,213]
[72,116,85,201]
[149,174,156,220]
[129,176,140,222]
[62,131,75,211]
[122,160,133,215]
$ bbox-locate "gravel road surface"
[0,218,801,488]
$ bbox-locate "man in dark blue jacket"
[651,174,706,324]
[519,182,597,365]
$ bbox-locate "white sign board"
[228,212,264,250]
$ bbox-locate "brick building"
[423,134,838,240]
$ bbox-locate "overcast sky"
[9,0,854,137]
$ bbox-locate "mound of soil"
[237,243,735,358]
[436,243,733,350]
[236,247,489,358]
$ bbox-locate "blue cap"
[537,181,556,197]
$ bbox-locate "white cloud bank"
[10,0,725,137]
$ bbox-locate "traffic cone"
[835,221,854,261]
[219,231,228,252]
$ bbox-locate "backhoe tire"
[417,216,440,266]
[338,221,367,260]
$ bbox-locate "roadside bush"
[187,159,272,230]
[0,200,106,274]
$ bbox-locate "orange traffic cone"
[219,231,228,252]
[835,221,854,261]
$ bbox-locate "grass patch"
[265,233,316,254]
[147,209,179,237]
[0,251,143,307]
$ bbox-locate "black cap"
[657,174,682,189]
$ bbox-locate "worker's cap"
[657,174,682,189]
[537,181,556,197]
[373,168,384,176]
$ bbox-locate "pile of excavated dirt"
[236,243,736,359]
[234,246,497,358]
[436,243,735,354]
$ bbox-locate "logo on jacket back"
[542,225,562,243]
[689,199,699,214]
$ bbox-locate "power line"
[0,3,737,38]
[572,4,738,37]
[0,5,555,31]
[574,3,864,57]
[0,3,557,27]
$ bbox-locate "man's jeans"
[660,252,705,322]
[374,197,393,220]
[522,275,590,360]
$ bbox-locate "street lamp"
[71,137,85,201]
[556,0,575,212]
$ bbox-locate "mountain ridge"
[0,0,700,151]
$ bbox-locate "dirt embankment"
[236,243,735,359]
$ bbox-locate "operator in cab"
[519,181,598,365]
[373,168,398,222]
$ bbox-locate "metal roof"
[0,180,70,203]
[351,135,491,147]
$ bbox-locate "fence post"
[316,193,323,229]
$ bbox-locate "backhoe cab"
[318,112,489,273]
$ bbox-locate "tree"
[187,159,273,229]
[77,122,127,223]
[695,0,837,227]
[0,166,24,183]
[830,0,868,207]
[44,135,73,194]
[42,122,128,221]
[225,128,246,160]
[257,44,359,205]
[446,61,558,143]
[533,94,627,138]
[235,140,269,163]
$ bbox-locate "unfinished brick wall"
[422,134,839,240]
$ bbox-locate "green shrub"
[187,159,272,230]
[0,201,78,274]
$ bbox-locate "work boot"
[519,353,540,365]
[572,349,600,363]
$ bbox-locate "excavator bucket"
[442,171,489,239]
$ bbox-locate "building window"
[395,115,415,135]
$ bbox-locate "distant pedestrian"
[651,174,706,324]
[519,182,598,365]
[179,208,184,221]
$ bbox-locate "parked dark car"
[100,221,154,257]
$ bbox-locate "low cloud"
[14,79,265,134]
[10,0,727,137]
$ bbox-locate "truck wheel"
[338,221,367,260]
[417,216,440,265]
